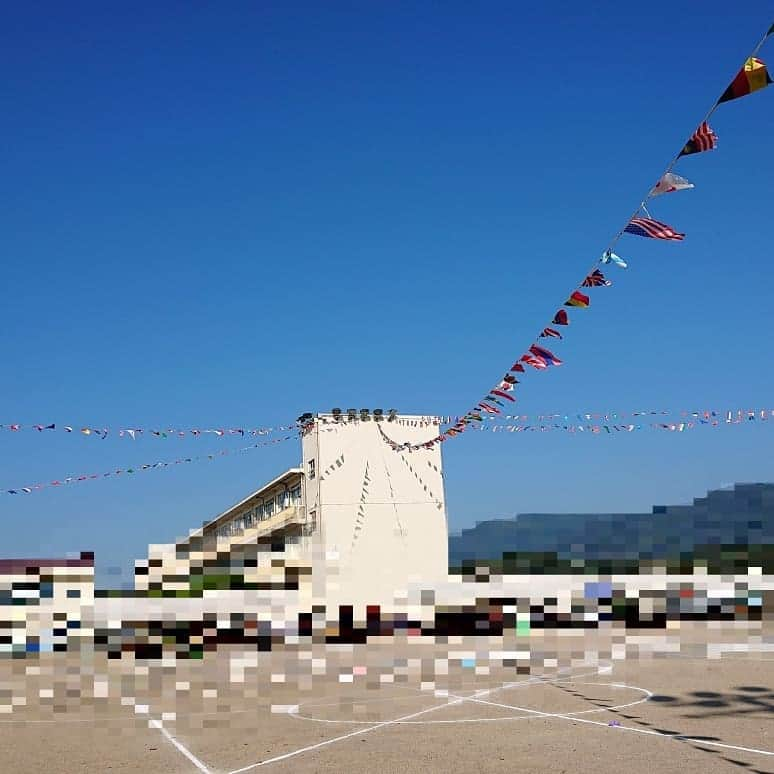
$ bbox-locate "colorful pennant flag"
[552,309,569,325]
[510,363,526,373]
[529,344,563,367]
[650,172,694,196]
[540,327,563,339]
[565,290,590,308]
[679,121,718,156]
[1,434,296,497]
[520,354,548,370]
[624,217,685,241]
[718,57,772,104]
[491,389,516,402]
[478,402,501,414]
[582,269,611,287]
[600,250,627,269]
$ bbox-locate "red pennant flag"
[478,402,501,414]
[491,389,516,402]
[520,354,548,370]
[529,344,563,367]
[565,291,590,308]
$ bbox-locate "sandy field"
[1,620,773,773]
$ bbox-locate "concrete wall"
[302,414,448,610]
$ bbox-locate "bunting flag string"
[433,407,774,425]
[0,422,297,439]
[466,414,772,434]
[0,435,296,496]
[379,20,774,453]
[9,405,770,492]
[378,408,774,451]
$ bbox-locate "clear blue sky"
[2,2,773,584]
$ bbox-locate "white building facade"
[136,412,449,612]
[301,412,449,608]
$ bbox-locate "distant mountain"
[449,483,774,563]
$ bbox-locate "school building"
[134,411,449,608]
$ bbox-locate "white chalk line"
[454,688,774,758]
[293,667,583,712]
[225,694,475,773]
[291,677,650,725]
[225,667,594,773]
[150,718,212,773]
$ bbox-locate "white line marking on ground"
[226,668,592,772]
[291,679,651,725]
[455,688,774,758]
[150,718,212,773]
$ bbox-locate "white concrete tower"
[300,411,448,611]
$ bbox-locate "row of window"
[215,485,302,538]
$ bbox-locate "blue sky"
[2,2,773,584]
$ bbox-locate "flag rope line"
[377,20,774,452]
[0,422,296,439]
[0,435,296,496]
[602,23,774,255]
[2,406,770,441]
[3,405,771,494]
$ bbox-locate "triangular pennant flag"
[520,354,548,370]
[601,250,627,268]
[491,389,516,402]
[510,363,526,373]
[679,122,718,156]
[718,57,772,104]
[565,290,590,308]
[552,309,569,325]
[650,172,694,197]
[581,269,611,287]
[539,326,563,339]
[478,401,500,414]
[529,344,562,367]
[624,217,684,241]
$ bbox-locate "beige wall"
[302,414,448,610]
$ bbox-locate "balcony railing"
[216,505,307,545]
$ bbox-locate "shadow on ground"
[555,683,774,774]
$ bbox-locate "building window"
[290,485,302,505]
[265,499,275,518]
[308,459,315,480]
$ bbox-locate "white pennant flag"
[650,172,694,197]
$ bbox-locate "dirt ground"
[1,623,773,773]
